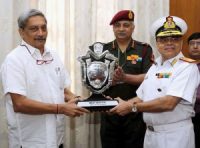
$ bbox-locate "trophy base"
[77,94,118,111]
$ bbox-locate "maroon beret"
[110,10,134,25]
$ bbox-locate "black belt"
[21,144,63,148]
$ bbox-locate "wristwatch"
[132,104,137,112]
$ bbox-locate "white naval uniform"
[0,40,71,148]
[136,52,200,148]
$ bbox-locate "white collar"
[21,40,50,56]
[155,52,184,67]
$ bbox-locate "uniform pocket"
[125,62,142,74]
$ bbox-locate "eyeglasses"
[156,37,182,44]
[189,41,200,47]
[20,44,53,65]
[35,58,53,65]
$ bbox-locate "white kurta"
[1,40,71,148]
[137,52,200,148]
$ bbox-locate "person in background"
[188,32,200,148]
[110,16,200,148]
[100,10,153,148]
[0,9,89,148]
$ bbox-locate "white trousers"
[144,120,195,148]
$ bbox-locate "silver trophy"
[77,42,118,111]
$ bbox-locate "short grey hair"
[18,9,47,29]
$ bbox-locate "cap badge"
[164,16,176,29]
[128,11,133,19]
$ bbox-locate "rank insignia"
[179,57,198,63]
[155,72,172,78]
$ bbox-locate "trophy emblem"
[77,42,119,111]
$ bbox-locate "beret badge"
[128,11,133,19]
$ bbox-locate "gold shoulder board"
[179,57,198,63]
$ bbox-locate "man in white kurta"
[110,16,200,148]
[0,9,88,148]
[1,40,70,148]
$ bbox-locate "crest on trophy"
[77,42,118,111]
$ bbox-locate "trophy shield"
[77,42,119,111]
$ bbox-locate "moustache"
[34,37,46,41]
[117,32,126,36]
[164,46,175,50]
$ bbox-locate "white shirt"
[136,52,200,126]
[0,40,70,148]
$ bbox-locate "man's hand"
[109,97,133,116]
[112,66,126,85]
[59,99,90,117]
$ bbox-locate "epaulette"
[179,57,199,63]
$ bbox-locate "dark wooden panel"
[170,0,200,57]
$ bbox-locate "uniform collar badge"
[170,58,178,67]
